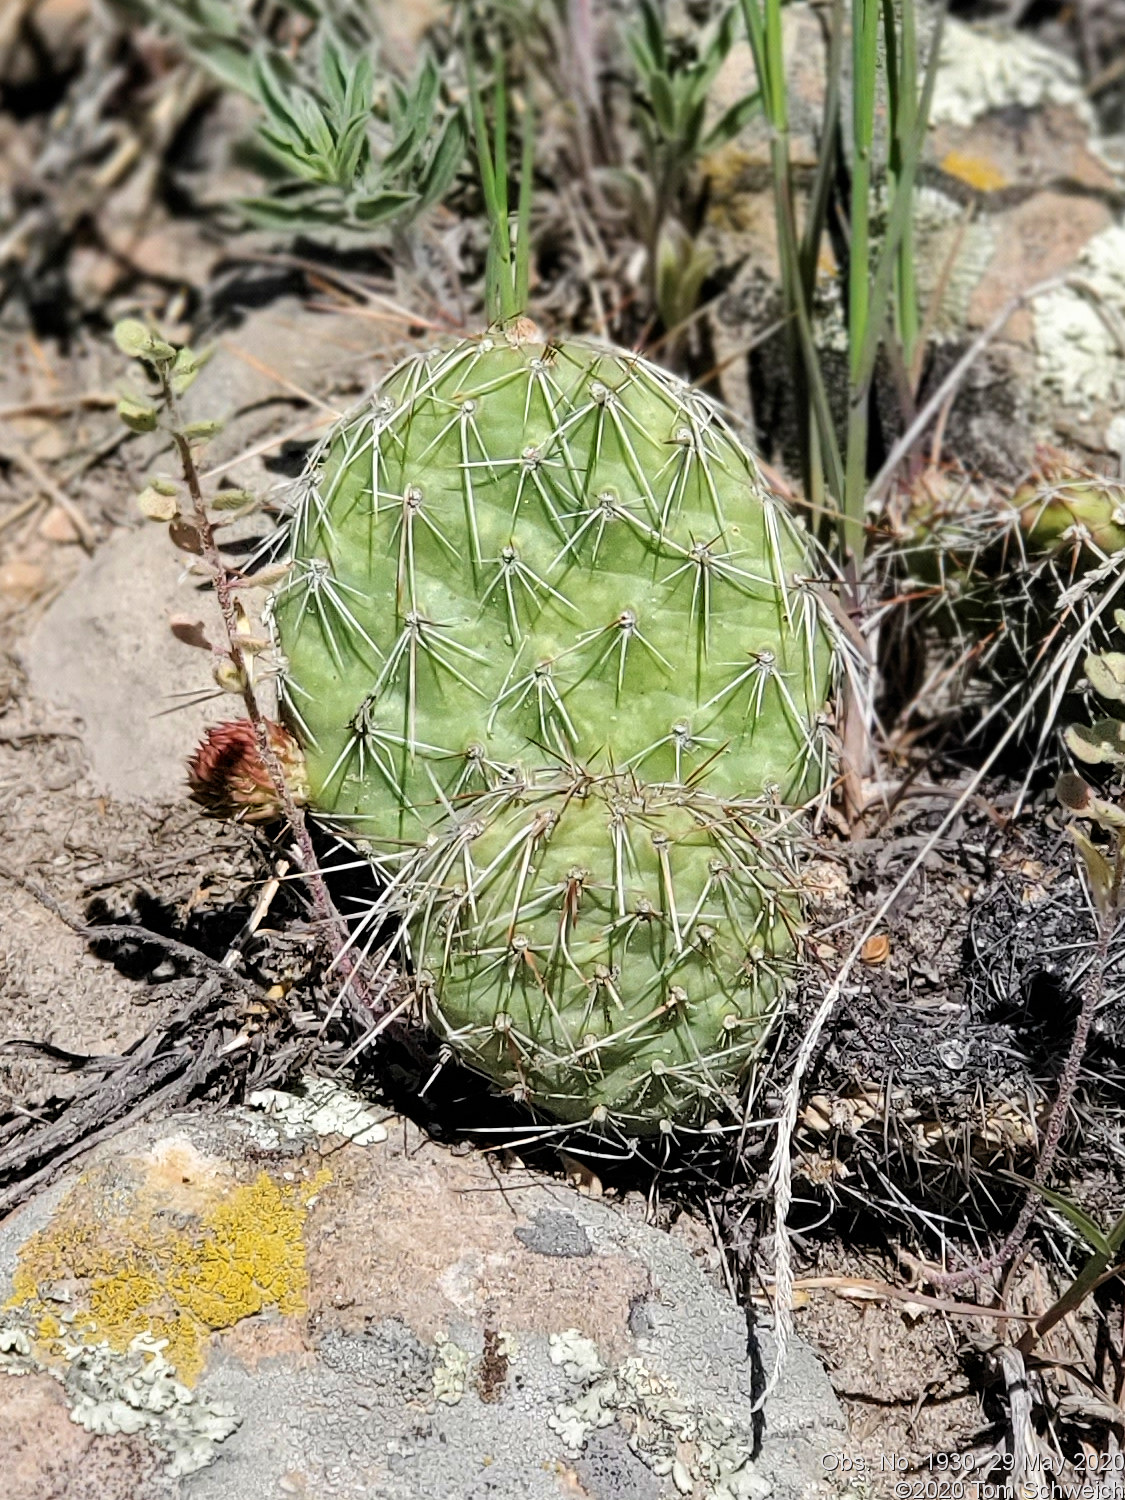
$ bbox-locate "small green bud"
[210,488,258,511]
[113,319,176,364]
[148,474,181,497]
[179,419,224,442]
[169,344,213,395]
[117,395,159,433]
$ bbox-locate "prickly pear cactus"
[888,458,1125,743]
[271,330,836,1131]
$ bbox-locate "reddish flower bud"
[187,719,308,824]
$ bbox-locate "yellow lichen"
[939,150,1009,193]
[5,1158,329,1384]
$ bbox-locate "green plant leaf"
[417,111,468,210]
[343,52,374,120]
[1086,651,1125,704]
[349,189,418,224]
[1070,826,1118,913]
[188,38,257,97]
[117,394,159,432]
[179,419,224,442]
[332,114,371,187]
[1005,1172,1112,1256]
[1084,792,1125,832]
[113,319,176,364]
[210,495,256,519]
[238,194,346,228]
[319,30,350,110]
[636,0,666,70]
[648,71,678,138]
[702,89,762,151]
[1065,718,1125,767]
[169,344,212,396]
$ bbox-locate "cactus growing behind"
[881,457,1125,746]
[267,327,838,1132]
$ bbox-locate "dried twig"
[0,393,116,420]
[0,433,98,551]
[0,860,269,1001]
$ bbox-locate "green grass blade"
[515,96,535,314]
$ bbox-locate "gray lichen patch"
[548,1330,768,1500]
[1033,225,1125,427]
[315,1318,434,1399]
[514,1209,593,1259]
[931,18,1092,129]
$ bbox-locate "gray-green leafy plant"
[1010,1175,1125,1359]
[620,1,760,338]
[112,0,466,232]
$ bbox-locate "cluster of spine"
[269,331,835,1132]
[882,456,1125,739]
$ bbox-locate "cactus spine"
[270,328,836,1132]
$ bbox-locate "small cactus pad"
[272,334,835,1129]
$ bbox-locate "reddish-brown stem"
[162,378,372,999]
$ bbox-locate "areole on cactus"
[254,324,839,1132]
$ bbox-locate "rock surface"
[22,521,227,802]
[0,1096,846,1499]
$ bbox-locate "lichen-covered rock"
[0,1105,847,1499]
[270,332,836,1131]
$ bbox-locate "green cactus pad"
[272,332,835,1130]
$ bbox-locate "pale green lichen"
[433,1331,472,1405]
[1033,225,1125,425]
[247,1075,391,1145]
[63,1331,240,1477]
[0,1322,239,1476]
[0,1323,32,1359]
[931,18,1092,129]
[548,1329,767,1500]
[548,1329,605,1382]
